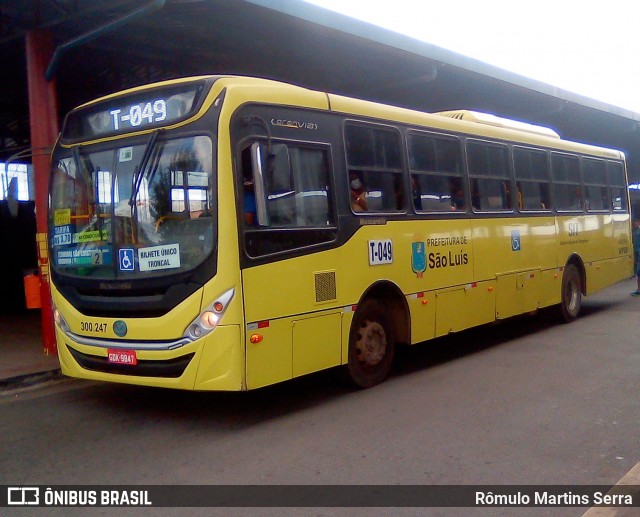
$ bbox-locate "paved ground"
[0,309,59,386]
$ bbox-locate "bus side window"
[242,140,336,258]
[514,146,551,211]
[582,158,609,212]
[408,132,465,212]
[345,124,404,213]
[467,140,512,211]
[608,161,628,212]
[245,141,333,228]
[552,153,582,211]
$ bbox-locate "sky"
[304,0,640,114]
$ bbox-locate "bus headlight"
[200,311,219,329]
[185,288,235,340]
[52,304,71,333]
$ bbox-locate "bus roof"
[70,75,624,160]
[326,89,623,159]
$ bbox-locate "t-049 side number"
[368,239,393,265]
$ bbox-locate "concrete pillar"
[25,30,59,355]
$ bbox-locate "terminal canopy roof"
[1,0,639,179]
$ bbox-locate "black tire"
[559,263,582,322]
[347,299,395,388]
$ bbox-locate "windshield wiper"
[129,129,162,208]
[128,129,162,244]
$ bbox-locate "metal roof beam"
[45,0,166,80]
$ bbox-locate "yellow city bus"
[48,76,632,390]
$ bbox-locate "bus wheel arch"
[559,255,585,322]
[347,282,409,388]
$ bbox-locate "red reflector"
[417,292,424,298]
[257,320,270,329]
[107,349,137,366]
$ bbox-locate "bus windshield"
[49,135,214,279]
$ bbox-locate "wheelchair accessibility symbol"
[119,248,135,271]
[511,230,521,252]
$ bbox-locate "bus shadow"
[83,366,353,431]
[392,300,613,377]
[84,301,617,430]
[392,312,552,377]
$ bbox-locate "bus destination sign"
[62,80,209,141]
[109,100,168,131]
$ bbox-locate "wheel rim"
[355,320,387,366]
[565,277,579,313]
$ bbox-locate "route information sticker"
[137,243,181,272]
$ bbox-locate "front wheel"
[347,299,395,388]
[559,263,582,322]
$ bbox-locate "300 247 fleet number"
[80,321,108,333]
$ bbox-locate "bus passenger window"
[467,141,511,211]
[582,158,608,212]
[345,124,404,213]
[514,147,551,211]
[408,132,465,212]
[552,153,582,211]
[608,161,628,212]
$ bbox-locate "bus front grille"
[67,346,195,378]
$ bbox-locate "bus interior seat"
[295,191,329,226]
[479,180,506,210]
[267,191,296,225]
[365,191,383,211]
[420,195,451,211]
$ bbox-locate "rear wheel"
[560,263,582,322]
[347,299,395,388]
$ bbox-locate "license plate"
[107,349,137,365]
